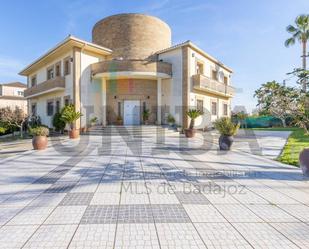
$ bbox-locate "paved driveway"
[0,127,309,249]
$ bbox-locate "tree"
[293,94,309,134]
[285,14,309,92]
[268,87,299,127]
[0,107,27,138]
[254,81,281,115]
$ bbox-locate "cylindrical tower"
[92,13,171,60]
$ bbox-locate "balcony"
[192,74,235,97]
[24,77,65,98]
[91,59,172,79]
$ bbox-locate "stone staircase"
[86,125,179,137]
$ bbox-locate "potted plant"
[52,112,65,134]
[61,104,82,139]
[143,109,150,125]
[29,126,49,150]
[167,114,175,126]
[185,109,203,138]
[90,116,98,127]
[116,116,123,125]
[214,117,240,150]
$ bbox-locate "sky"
[0,0,308,112]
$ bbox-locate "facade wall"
[187,47,232,128]
[80,51,104,128]
[1,86,26,97]
[0,99,27,113]
[158,48,183,125]
[106,79,157,124]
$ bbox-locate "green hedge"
[244,116,283,128]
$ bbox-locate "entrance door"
[124,100,140,125]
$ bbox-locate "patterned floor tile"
[156,223,207,249]
[183,204,227,222]
[117,205,154,223]
[270,222,309,248]
[233,222,299,248]
[195,223,252,249]
[59,192,94,206]
[81,205,119,224]
[44,182,77,193]
[115,223,160,249]
[23,224,78,249]
[214,204,263,222]
[68,224,116,249]
[246,204,300,222]
[0,225,39,249]
[45,206,87,224]
[8,206,55,225]
[175,191,210,204]
[151,204,191,223]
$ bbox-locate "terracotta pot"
[32,136,48,150]
[299,148,309,176]
[219,135,234,150]
[185,129,196,138]
[69,129,80,139]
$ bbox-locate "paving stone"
[270,222,309,248]
[214,204,263,222]
[115,223,160,249]
[151,204,191,223]
[195,222,252,249]
[59,192,94,206]
[44,182,77,193]
[23,224,78,249]
[175,191,210,204]
[120,192,150,205]
[118,205,154,223]
[233,222,299,248]
[29,193,66,207]
[91,192,121,205]
[0,206,22,225]
[279,204,309,222]
[1,192,40,206]
[156,223,207,249]
[0,225,39,249]
[81,205,119,224]
[96,182,122,193]
[183,204,227,222]
[8,206,55,225]
[68,224,116,249]
[245,204,300,222]
[45,206,87,224]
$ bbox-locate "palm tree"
[285,14,309,92]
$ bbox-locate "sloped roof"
[1,82,27,88]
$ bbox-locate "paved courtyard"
[0,126,309,249]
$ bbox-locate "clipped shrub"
[0,127,7,135]
[167,114,175,124]
[214,117,240,136]
[29,126,49,137]
[53,112,66,132]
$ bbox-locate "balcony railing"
[24,77,65,98]
[192,74,235,97]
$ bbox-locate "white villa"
[20,13,234,130]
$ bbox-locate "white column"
[102,78,107,126]
[157,78,162,125]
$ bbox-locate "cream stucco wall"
[158,48,183,125]
[1,86,26,97]
[0,99,27,113]
[187,47,232,128]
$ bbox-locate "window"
[55,62,61,77]
[211,102,217,115]
[223,103,228,116]
[196,99,203,113]
[143,102,146,112]
[118,102,122,116]
[31,103,37,116]
[64,58,70,75]
[55,99,61,113]
[47,101,54,116]
[196,61,204,74]
[31,75,37,87]
[47,67,54,80]
[64,96,70,106]
[17,91,24,96]
[212,70,218,80]
[224,76,228,85]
